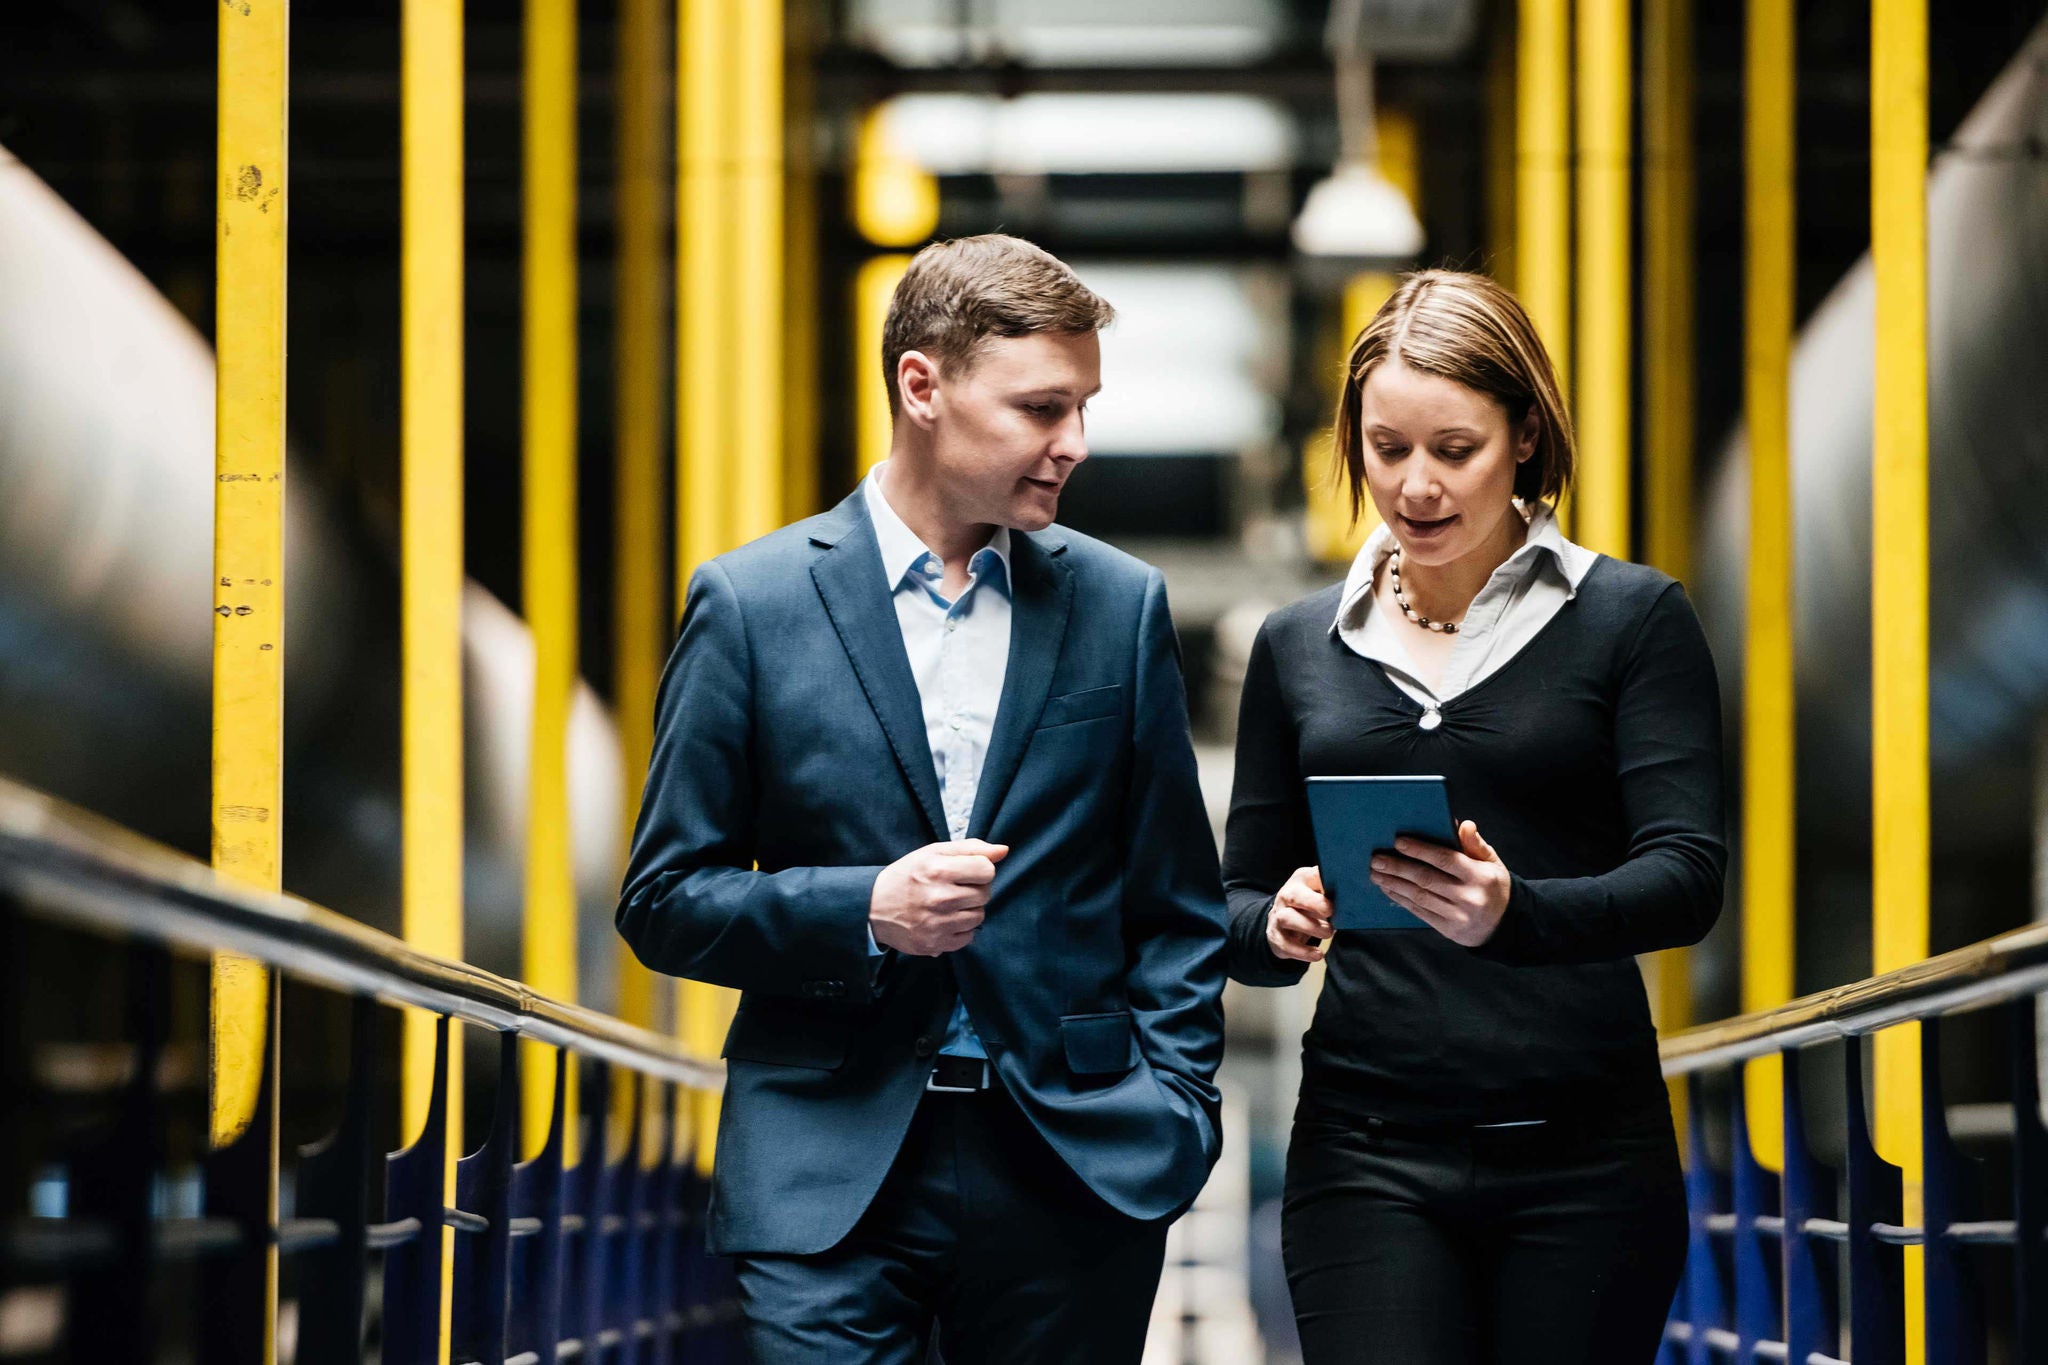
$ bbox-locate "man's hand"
[870,840,1010,957]
[1266,865,1332,964]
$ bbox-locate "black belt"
[926,1055,992,1093]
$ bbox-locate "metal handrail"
[1659,918,2048,1076]
[0,776,722,1091]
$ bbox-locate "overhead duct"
[0,146,626,1010]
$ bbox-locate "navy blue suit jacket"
[617,489,1230,1256]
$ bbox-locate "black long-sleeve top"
[1223,558,1727,1125]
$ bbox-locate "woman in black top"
[1225,271,1725,1364]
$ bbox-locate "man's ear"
[897,350,942,429]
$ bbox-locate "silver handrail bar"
[1659,919,2048,1077]
[0,776,723,1091]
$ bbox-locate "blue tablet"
[1304,776,1458,931]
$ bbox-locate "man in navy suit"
[617,234,1229,1362]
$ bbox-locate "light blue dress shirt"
[862,465,1012,1059]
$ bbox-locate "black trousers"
[731,1084,1169,1364]
[1281,1101,1688,1365]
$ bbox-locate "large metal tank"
[1693,19,2048,1000]
[0,145,627,1010]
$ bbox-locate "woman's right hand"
[1267,866,1333,964]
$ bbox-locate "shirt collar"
[1329,499,1596,636]
[863,462,1012,594]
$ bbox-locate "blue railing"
[1658,924,2048,1364]
[0,778,739,1363]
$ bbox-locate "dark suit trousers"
[1281,1102,1688,1365]
[732,1084,1169,1364]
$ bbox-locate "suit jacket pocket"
[1060,1010,1140,1075]
[721,1003,849,1071]
[1037,684,1123,730]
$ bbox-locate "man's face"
[913,330,1100,532]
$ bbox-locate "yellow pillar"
[613,0,665,1034]
[1486,10,1519,289]
[676,0,733,595]
[731,0,784,546]
[1872,0,1929,1352]
[521,0,581,1162]
[211,0,287,1352]
[1516,0,1571,385]
[1640,0,1695,1148]
[402,0,465,1349]
[1741,0,1795,1174]
[1573,0,1631,561]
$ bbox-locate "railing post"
[2013,998,2048,1363]
[452,1031,519,1364]
[1846,1032,1907,1365]
[293,994,377,1365]
[384,1016,452,1365]
[508,1047,570,1361]
[1730,1067,1783,1356]
[1781,1047,1840,1365]
[1681,1073,1727,1365]
[1919,1017,1984,1364]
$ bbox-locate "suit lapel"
[808,494,948,842]
[967,531,1073,840]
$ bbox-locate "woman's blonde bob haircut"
[1333,269,1575,524]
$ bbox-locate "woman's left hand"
[1370,820,1512,947]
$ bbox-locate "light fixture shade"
[1291,161,1425,265]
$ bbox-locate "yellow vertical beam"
[676,0,733,595]
[402,0,465,1350]
[1516,0,1571,385]
[614,0,666,1034]
[1741,0,1795,1174]
[211,0,287,1354]
[1573,0,1630,561]
[782,3,821,521]
[1872,0,1929,1353]
[522,0,581,1163]
[855,253,912,476]
[1640,0,1694,1150]
[731,0,784,545]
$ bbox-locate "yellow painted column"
[402,0,465,1349]
[676,0,734,596]
[731,0,784,545]
[522,0,581,1161]
[1741,0,1795,1174]
[211,0,287,1352]
[1516,0,1571,385]
[613,0,666,1034]
[1573,0,1631,561]
[1639,0,1694,1149]
[1486,10,1518,289]
[1872,0,1930,1352]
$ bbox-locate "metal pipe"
[1742,0,1795,1174]
[1572,0,1630,559]
[522,0,580,1163]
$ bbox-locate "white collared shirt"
[863,464,1011,1060]
[1330,501,1599,709]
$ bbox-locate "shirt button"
[1418,708,1442,731]
[945,618,958,632]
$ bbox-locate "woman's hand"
[1267,865,1333,964]
[1371,821,1512,947]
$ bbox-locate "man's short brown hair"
[881,235,1115,416]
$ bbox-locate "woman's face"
[1358,356,1536,569]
